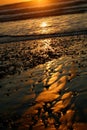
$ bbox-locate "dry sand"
[0,34,87,130]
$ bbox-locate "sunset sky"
[0,0,31,5]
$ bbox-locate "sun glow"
[37,0,47,3]
[33,0,49,7]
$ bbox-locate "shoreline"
[0,30,87,44]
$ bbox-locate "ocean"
[0,12,87,43]
[0,12,87,36]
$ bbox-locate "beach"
[0,34,87,129]
[0,0,87,128]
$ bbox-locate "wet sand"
[0,34,87,78]
[0,34,87,130]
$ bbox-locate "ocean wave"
[0,0,87,22]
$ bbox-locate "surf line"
[0,29,87,44]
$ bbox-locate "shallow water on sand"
[0,35,87,130]
[0,56,87,130]
[0,13,87,36]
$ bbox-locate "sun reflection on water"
[40,22,47,28]
[40,21,48,34]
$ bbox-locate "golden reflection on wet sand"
[0,36,87,130]
[18,58,83,130]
